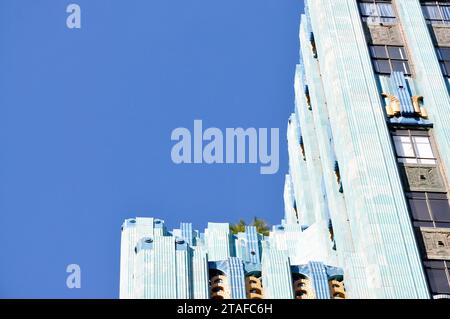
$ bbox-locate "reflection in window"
[407,192,450,226]
[359,0,396,23]
[408,193,433,222]
[424,261,450,295]
[429,194,450,223]
[421,1,450,24]
[370,45,411,75]
[391,130,437,165]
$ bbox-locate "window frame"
[406,192,450,227]
[358,0,397,24]
[436,47,450,77]
[423,260,450,295]
[391,129,437,165]
[421,1,450,25]
[369,45,412,76]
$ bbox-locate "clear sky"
[0,0,304,298]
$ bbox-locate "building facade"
[284,0,450,299]
[120,0,450,299]
[120,218,345,299]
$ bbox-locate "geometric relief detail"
[245,276,264,299]
[293,276,315,299]
[399,165,445,192]
[210,275,230,299]
[365,24,403,46]
[432,26,450,47]
[328,279,346,299]
[420,227,450,260]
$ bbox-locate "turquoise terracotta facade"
[120,1,450,299]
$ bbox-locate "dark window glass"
[371,45,388,58]
[440,62,448,75]
[374,59,391,74]
[436,48,450,77]
[445,61,450,73]
[426,268,450,294]
[370,45,411,75]
[413,221,435,228]
[439,47,450,60]
[388,46,406,59]
[408,191,450,225]
[409,198,433,221]
[392,60,411,74]
[424,260,446,269]
[408,192,427,200]
[435,222,450,228]
[429,199,450,222]
[428,193,448,200]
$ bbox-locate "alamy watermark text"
[171,120,279,175]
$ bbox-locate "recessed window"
[421,1,450,25]
[391,130,437,165]
[407,192,450,225]
[429,193,450,222]
[436,47,450,77]
[408,193,433,222]
[372,45,389,58]
[359,0,396,23]
[423,261,450,296]
[388,46,407,59]
[437,47,450,60]
[370,45,411,75]
[374,59,392,74]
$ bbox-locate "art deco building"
[120,0,450,299]
[119,218,345,299]
[283,0,450,299]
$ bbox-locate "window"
[429,193,450,223]
[359,0,396,23]
[391,130,437,165]
[421,1,450,24]
[423,261,450,295]
[408,192,434,223]
[436,47,450,77]
[407,192,450,227]
[392,130,449,228]
[370,45,411,75]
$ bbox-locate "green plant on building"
[230,217,270,236]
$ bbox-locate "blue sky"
[0,0,303,298]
